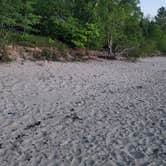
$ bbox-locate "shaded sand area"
[0,57,166,165]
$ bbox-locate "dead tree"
[107,36,133,59]
[108,36,116,59]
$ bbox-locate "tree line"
[0,0,166,57]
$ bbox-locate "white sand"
[0,57,166,165]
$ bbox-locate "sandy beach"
[0,57,166,166]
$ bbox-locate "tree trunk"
[108,36,116,59]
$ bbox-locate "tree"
[96,0,142,58]
[0,0,164,56]
[154,7,166,53]
[35,0,99,48]
[0,0,22,44]
[155,7,166,31]
[19,0,40,33]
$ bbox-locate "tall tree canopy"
[155,7,166,31]
[0,0,165,55]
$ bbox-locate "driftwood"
[107,35,135,59]
[108,40,134,58]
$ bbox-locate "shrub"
[70,22,100,48]
[0,46,11,62]
[127,47,142,58]
[127,39,160,59]
[48,38,56,45]
[33,48,60,61]
[139,40,158,56]
[157,38,166,53]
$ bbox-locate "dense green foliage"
[0,0,166,57]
